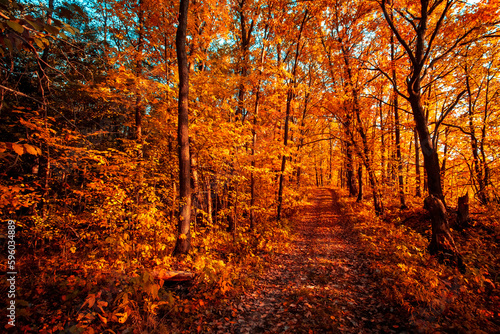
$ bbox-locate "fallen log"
[152,270,195,282]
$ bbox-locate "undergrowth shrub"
[341,191,499,333]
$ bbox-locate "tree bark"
[339,38,383,215]
[391,33,407,209]
[173,0,191,256]
[381,0,446,202]
[357,165,363,202]
[456,192,470,231]
[424,195,464,270]
[235,0,254,122]
[277,10,308,221]
[414,128,421,197]
[249,27,267,229]
[135,0,144,156]
[380,0,463,257]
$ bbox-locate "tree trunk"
[456,192,470,231]
[277,10,308,221]
[235,0,254,122]
[391,33,407,209]
[339,39,383,215]
[357,165,363,202]
[424,195,464,271]
[207,178,213,226]
[173,0,191,256]
[380,99,386,185]
[277,91,291,220]
[250,35,267,229]
[191,150,202,229]
[135,0,144,157]
[380,0,458,257]
[409,90,444,202]
[250,99,258,229]
[414,128,421,197]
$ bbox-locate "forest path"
[209,188,410,333]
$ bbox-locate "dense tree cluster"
[1,0,499,258]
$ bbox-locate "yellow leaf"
[12,143,24,156]
[23,144,39,155]
[98,313,107,324]
[34,38,45,49]
[83,294,96,308]
[7,20,24,34]
[116,311,128,323]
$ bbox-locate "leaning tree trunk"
[424,195,464,270]
[173,0,191,256]
[380,0,459,259]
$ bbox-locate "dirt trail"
[208,188,410,333]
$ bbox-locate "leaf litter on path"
[207,188,412,333]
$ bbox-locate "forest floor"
[2,188,498,333]
[205,188,414,333]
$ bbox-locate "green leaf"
[7,20,24,34]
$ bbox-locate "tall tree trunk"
[409,88,444,201]
[380,99,386,185]
[345,128,357,196]
[173,0,191,256]
[414,128,421,197]
[381,0,459,258]
[249,28,267,229]
[250,95,258,229]
[391,33,407,209]
[191,150,202,230]
[277,89,292,220]
[168,136,177,223]
[339,38,383,215]
[441,127,450,191]
[235,0,254,122]
[466,75,485,204]
[296,68,312,187]
[277,10,308,221]
[357,165,363,202]
[382,0,445,201]
[479,74,490,203]
[134,0,145,211]
[207,177,213,226]
[135,0,144,156]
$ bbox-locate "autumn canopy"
[0,0,499,332]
